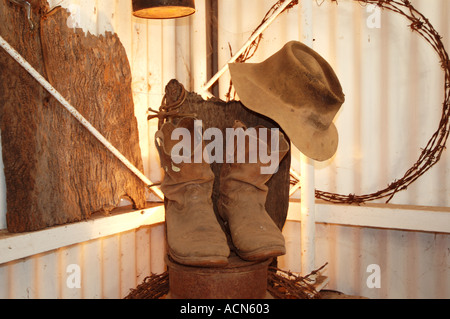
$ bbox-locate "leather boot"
[155,117,230,267]
[218,121,290,262]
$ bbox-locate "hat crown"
[254,41,344,130]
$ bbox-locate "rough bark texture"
[164,79,291,231]
[0,2,146,233]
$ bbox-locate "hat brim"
[229,62,338,162]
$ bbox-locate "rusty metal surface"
[166,254,271,299]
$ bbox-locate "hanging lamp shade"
[132,0,196,19]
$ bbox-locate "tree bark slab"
[0,3,146,233]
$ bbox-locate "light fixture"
[132,0,196,19]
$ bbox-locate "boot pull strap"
[147,83,197,129]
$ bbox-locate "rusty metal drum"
[166,254,272,299]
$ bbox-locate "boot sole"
[236,245,286,262]
[169,249,229,268]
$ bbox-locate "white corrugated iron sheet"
[0,0,448,299]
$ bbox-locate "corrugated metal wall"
[0,224,165,299]
[280,222,450,299]
[222,0,449,299]
[216,0,449,208]
[0,0,170,299]
[0,0,449,299]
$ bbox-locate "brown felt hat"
[229,41,345,161]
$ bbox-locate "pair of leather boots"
[155,117,290,267]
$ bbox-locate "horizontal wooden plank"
[0,204,164,265]
[288,201,450,234]
[1,200,449,265]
